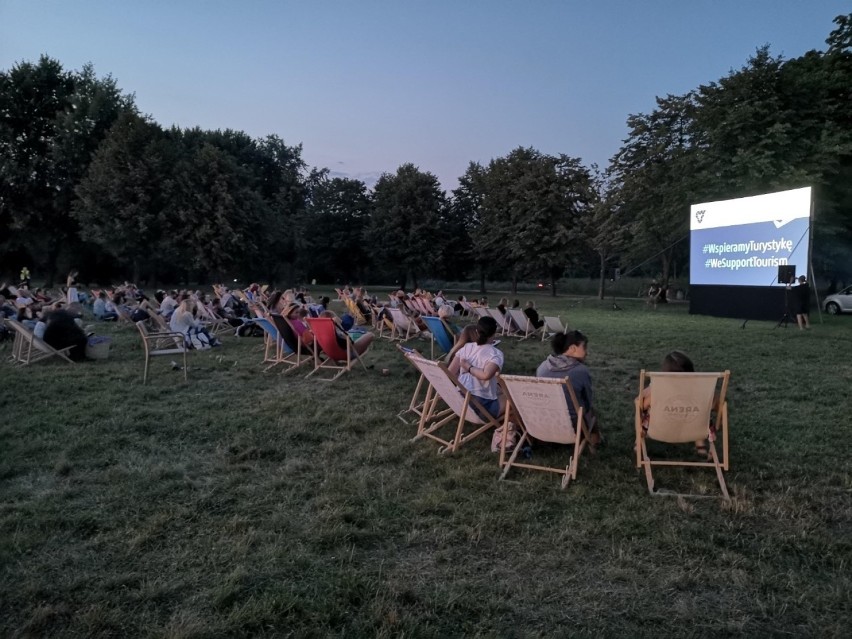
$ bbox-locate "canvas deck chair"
[488,308,520,337]
[136,320,188,383]
[5,319,75,365]
[305,317,370,381]
[388,307,418,341]
[498,375,592,488]
[269,313,313,373]
[405,352,501,454]
[507,309,539,340]
[635,370,731,500]
[473,306,490,319]
[421,315,455,361]
[250,316,285,370]
[541,316,566,342]
[343,298,368,326]
[396,344,437,425]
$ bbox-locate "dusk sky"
[1,1,847,191]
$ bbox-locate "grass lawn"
[2,295,851,637]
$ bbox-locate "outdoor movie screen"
[689,186,812,287]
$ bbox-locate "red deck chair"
[304,317,371,381]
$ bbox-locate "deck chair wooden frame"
[498,375,592,488]
[507,309,539,340]
[421,315,455,361]
[541,315,566,342]
[388,307,417,341]
[404,352,501,454]
[5,319,75,365]
[343,298,368,326]
[305,317,370,381]
[250,316,285,370]
[488,308,520,337]
[395,344,441,425]
[635,370,731,500]
[136,320,188,384]
[269,314,313,374]
[472,306,490,319]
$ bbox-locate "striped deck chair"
[498,375,592,488]
[5,319,75,365]
[421,315,455,361]
[404,352,501,454]
[635,370,731,500]
[541,316,566,342]
[305,317,371,381]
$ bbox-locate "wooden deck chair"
[488,308,519,337]
[404,352,501,454]
[304,317,370,381]
[507,309,539,340]
[541,316,566,342]
[395,344,438,425]
[635,370,731,500]
[458,300,473,316]
[414,297,434,316]
[343,298,368,326]
[200,304,233,337]
[421,315,455,361]
[136,320,188,384]
[251,317,285,370]
[388,307,417,341]
[473,306,490,319]
[269,314,313,373]
[498,375,592,488]
[5,319,75,365]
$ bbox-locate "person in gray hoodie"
[535,330,601,445]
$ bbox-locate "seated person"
[523,301,544,329]
[169,299,220,348]
[496,298,509,315]
[639,350,709,457]
[448,316,504,419]
[437,304,461,335]
[536,330,601,445]
[93,292,118,321]
[42,308,88,361]
[447,323,479,363]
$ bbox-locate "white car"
[824,285,852,315]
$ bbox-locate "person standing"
[794,275,811,330]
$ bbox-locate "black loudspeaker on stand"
[775,264,796,329]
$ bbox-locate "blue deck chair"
[421,315,455,361]
[269,314,313,373]
[251,317,287,370]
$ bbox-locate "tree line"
[2,14,850,294]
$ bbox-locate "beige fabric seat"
[403,351,500,454]
[498,374,592,488]
[634,370,731,500]
[5,318,75,365]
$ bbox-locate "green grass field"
[2,295,850,637]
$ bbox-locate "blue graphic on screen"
[690,218,809,286]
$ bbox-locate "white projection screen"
[690,186,812,287]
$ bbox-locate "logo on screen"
[695,210,705,224]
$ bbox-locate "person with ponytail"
[448,315,504,418]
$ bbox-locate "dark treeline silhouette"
[2,14,850,294]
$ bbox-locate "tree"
[366,164,447,290]
[584,166,629,299]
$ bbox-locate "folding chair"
[403,352,501,454]
[498,375,592,488]
[473,306,490,319]
[388,307,418,341]
[541,316,566,342]
[421,315,455,361]
[343,298,368,326]
[488,308,520,337]
[396,344,436,425]
[635,370,731,500]
[5,319,75,365]
[250,316,285,370]
[305,317,371,381]
[269,314,313,373]
[507,309,540,340]
[136,320,188,384]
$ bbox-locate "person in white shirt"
[448,316,504,418]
